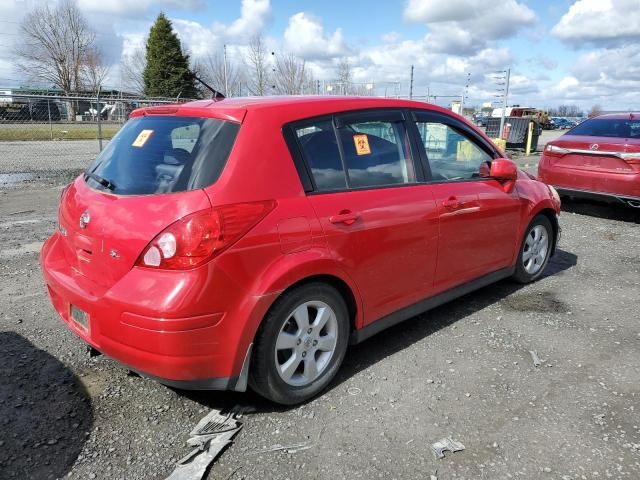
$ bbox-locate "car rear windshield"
[568,118,640,138]
[84,115,239,195]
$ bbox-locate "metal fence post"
[47,99,53,140]
[96,87,103,152]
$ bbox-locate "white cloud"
[404,0,535,54]
[552,0,640,46]
[122,0,272,61]
[381,32,402,44]
[226,0,271,39]
[283,12,348,59]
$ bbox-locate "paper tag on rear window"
[353,134,371,155]
[132,129,153,147]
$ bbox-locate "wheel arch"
[531,206,560,255]
[271,274,359,334]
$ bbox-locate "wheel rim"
[522,224,549,275]
[274,300,338,387]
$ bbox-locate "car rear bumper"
[553,187,640,207]
[40,232,259,391]
[538,157,640,204]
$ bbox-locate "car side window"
[171,124,200,153]
[338,121,416,188]
[415,122,492,182]
[295,120,347,191]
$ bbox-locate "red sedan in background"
[539,113,640,208]
[41,96,561,404]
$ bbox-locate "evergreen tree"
[143,13,199,98]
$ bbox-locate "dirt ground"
[1,150,639,479]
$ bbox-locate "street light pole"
[498,68,511,139]
[409,65,414,100]
[223,44,229,96]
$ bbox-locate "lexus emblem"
[79,210,90,229]
[589,143,599,151]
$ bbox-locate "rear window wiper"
[85,172,116,190]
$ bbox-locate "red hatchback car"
[539,113,640,207]
[41,97,561,404]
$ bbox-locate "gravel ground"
[1,146,639,480]
[0,140,98,174]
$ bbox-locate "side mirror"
[490,158,518,182]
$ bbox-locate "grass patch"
[0,125,120,141]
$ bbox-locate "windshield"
[85,115,239,195]
[567,118,640,138]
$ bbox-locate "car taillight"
[619,153,640,164]
[137,200,276,270]
[57,184,71,236]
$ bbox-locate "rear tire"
[512,215,553,284]
[249,283,349,405]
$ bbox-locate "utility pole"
[409,65,414,99]
[460,72,471,116]
[223,44,229,97]
[498,68,511,139]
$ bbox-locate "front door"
[288,112,439,324]
[412,113,523,293]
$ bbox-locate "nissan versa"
[41,97,561,405]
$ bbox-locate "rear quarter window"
[294,120,347,191]
[85,116,239,195]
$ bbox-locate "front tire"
[249,283,349,405]
[512,215,553,284]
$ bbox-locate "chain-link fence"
[0,92,193,186]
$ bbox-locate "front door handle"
[330,210,359,226]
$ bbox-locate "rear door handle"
[442,197,461,210]
[329,210,359,226]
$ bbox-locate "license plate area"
[70,305,89,331]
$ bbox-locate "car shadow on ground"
[181,249,577,413]
[0,332,93,479]
[331,248,577,391]
[561,198,640,224]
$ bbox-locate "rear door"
[286,111,439,324]
[411,111,523,292]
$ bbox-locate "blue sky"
[1,0,639,111]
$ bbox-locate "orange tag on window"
[132,129,153,147]
[353,134,371,155]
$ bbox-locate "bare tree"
[196,52,246,97]
[550,104,583,117]
[245,35,270,96]
[82,47,110,94]
[588,104,603,118]
[14,0,96,117]
[336,58,352,95]
[120,48,146,95]
[272,53,310,95]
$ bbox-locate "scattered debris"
[530,350,542,367]
[229,405,257,418]
[165,409,242,480]
[257,442,313,454]
[431,437,465,459]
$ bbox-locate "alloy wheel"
[274,301,338,387]
[522,225,549,275]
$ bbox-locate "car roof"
[592,113,640,120]
[136,96,459,124]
